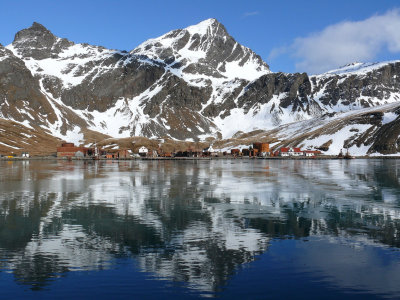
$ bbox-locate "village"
[54,142,324,159]
[0,142,325,159]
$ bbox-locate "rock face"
[2,20,400,155]
[0,44,57,125]
[12,22,73,59]
[312,62,400,109]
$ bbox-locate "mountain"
[132,18,270,81]
[1,20,400,156]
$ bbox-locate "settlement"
[51,142,322,159]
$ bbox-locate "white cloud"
[270,9,400,74]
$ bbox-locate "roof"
[280,147,302,153]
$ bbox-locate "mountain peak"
[10,22,73,59]
[31,22,50,31]
[185,18,226,36]
[13,22,55,44]
[133,18,270,81]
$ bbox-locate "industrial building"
[56,143,94,158]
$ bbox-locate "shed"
[138,146,149,157]
[117,149,130,159]
[75,151,84,158]
[242,149,250,156]
[231,149,240,156]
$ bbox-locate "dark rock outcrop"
[12,22,74,59]
[0,44,57,124]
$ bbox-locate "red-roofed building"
[278,147,290,157]
[292,147,303,156]
[276,147,304,157]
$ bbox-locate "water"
[0,159,400,299]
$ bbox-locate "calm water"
[0,159,400,299]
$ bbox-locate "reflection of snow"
[4,224,118,273]
[0,159,400,294]
[136,206,270,292]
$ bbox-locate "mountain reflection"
[0,159,400,293]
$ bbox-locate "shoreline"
[1,156,400,161]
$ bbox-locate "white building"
[303,150,320,157]
[138,146,149,157]
[291,148,303,156]
[21,152,30,158]
[278,147,303,157]
[203,145,219,156]
[75,151,84,158]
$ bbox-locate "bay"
[0,159,399,299]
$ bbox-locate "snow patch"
[0,142,22,150]
[382,112,398,124]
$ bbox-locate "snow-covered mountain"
[1,20,400,155]
[132,18,270,81]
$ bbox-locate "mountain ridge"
[1,20,400,156]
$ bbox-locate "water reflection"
[0,159,400,296]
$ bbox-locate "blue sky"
[1,0,399,74]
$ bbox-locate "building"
[157,148,173,157]
[231,149,240,156]
[104,149,131,159]
[276,147,303,157]
[117,149,131,159]
[242,149,250,156]
[75,151,84,158]
[21,152,30,158]
[203,145,218,157]
[303,150,321,157]
[57,143,94,158]
[250,148,259,157]
[175,148,203,157]
[138,146,149,157]
[277,147,290,157]
[151,150,158,157]
[291,147,303,156]
[253,143,270,156]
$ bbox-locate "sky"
[1,0,400,74]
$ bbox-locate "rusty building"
[105,149,131,159]
[231,149,240,156]
[253,143,270,154]
[57,143,94,158]
[242,149,250,156]
[250,148,259,157]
